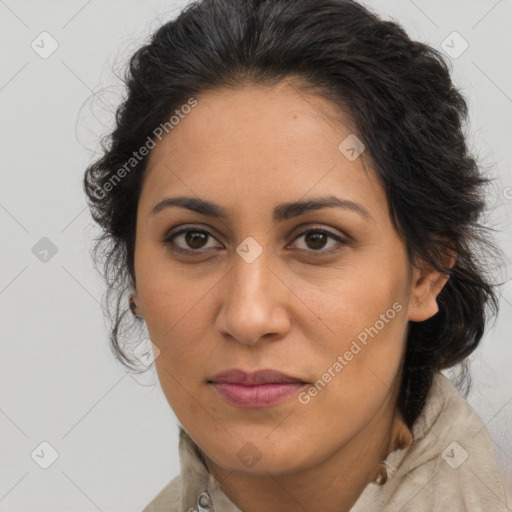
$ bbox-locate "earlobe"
[129,291,144,319]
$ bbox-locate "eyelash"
[162,225,347,256]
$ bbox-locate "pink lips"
[208,369,307,408]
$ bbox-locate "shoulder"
[394,373,507,510]
[141,475,181,512]
[352,372,509,511]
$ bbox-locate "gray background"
[1,0,511,510]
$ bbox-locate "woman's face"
[132,81,443,475]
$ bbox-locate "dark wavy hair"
[83,0,504,430]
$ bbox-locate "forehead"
[139,82,386,220]
[150,81,355,157]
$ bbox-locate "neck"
[202,391,412,512]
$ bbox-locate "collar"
[177,425,242,512]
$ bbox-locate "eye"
[163,226,222,254]
[288,227,346,255]
[163,225,347,256]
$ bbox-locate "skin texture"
[131,80,452,512]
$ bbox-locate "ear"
[130,289,144,319]
[407,251,456,322]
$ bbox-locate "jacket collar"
[176,425,242,512]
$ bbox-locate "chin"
[200,434,316,477]
[216,451,304,477]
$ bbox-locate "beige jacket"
[142,372,509,511]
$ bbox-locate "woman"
[83,0,509,510]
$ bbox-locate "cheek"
[138,264,227,381]
[294,256,408,347]
[137,249,214,337]
[335,273,408,371]
[292,263,409,422]
[293,306,407,452]
[142,272,217,418]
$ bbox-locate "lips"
[208,369,308,408]
[209,368,306,385]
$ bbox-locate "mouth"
[207,368,308,408]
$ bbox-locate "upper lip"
[209,369,306,385]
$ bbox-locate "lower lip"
[211,382,306,408]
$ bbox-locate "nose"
[214,245,292,346]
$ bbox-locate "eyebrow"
[150,195,373,223]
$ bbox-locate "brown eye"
[185,231,208,249]
[304,231,328,250]
[290,228,346,255]
[163,227,222,253]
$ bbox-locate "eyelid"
[289,223,346,240]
